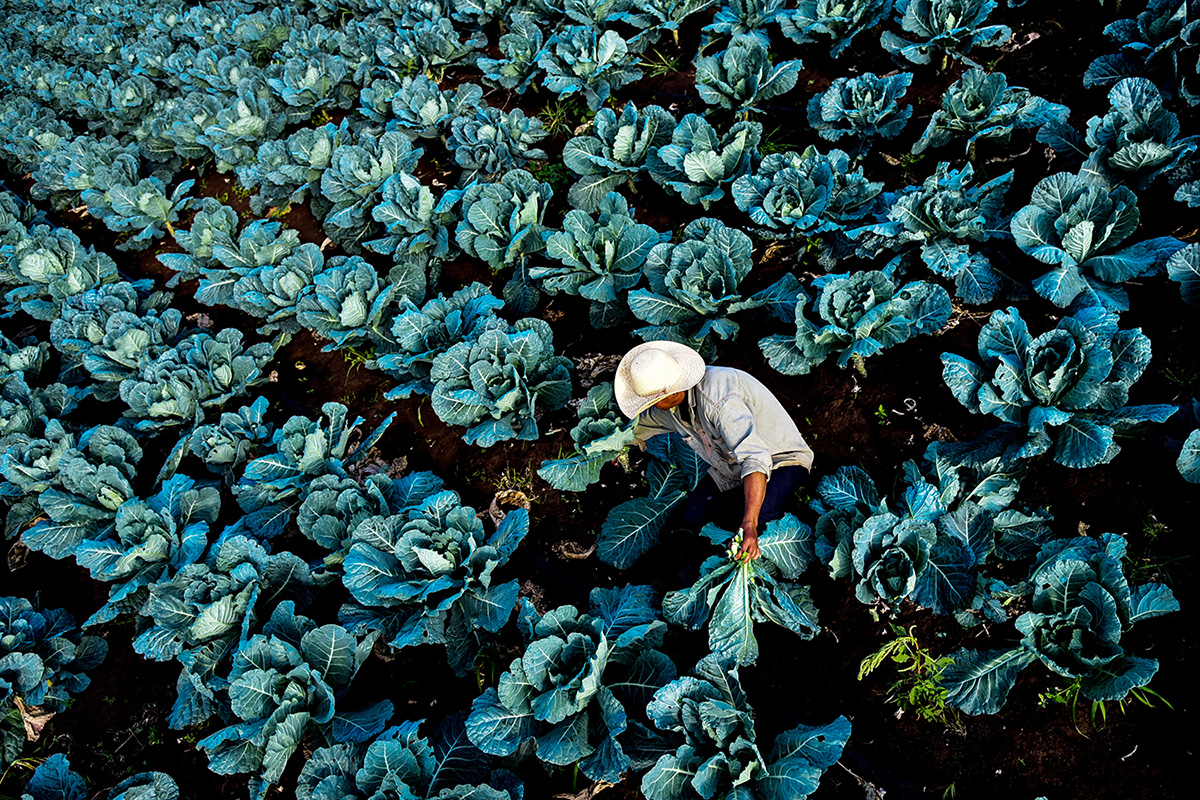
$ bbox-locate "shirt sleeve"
[632,409,674,450]
[713,396,773,479]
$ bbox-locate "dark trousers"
[677,465,809,533]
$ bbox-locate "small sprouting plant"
[860,624,964,732]
[639,47,684,78]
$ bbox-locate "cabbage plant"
[296,257,400,350]
[532,192,669,328]
[941,533,1178,715]
[941,306,1178,468]
[562,102,677,212]
[778,0,890,57]
[237,122,350,217]
[538,27,643,110]
[1168,242,1200,307]
[807,72,912,154]
[732,146,884,237]
[538,382,637,491]
[647,115,761,208]
[643,653,851,800]
[76,474,220,627]
[597,432,708,568]
[848,162,1012,304]
[628,218,801,355]
[701,0,787,47]
[448,107,548,186]
[1085,0,1200,106]
[1082,78,1198,190]
[455,170,554,312]
[467,585,677,783]
[0,597,107,713]
[371,282,504,400]
[760,271,951,376]
[362,76,482,140]
[340,496,528,675]
[664,516,820,666]
[320,132,424,251]
[477,16,548,93]
[429,318,573,447]
[2,224,119,321]
[881,0,1012,66]
[913,68,1069,156]
[188,396,275,485]
[1011,171,1185,310]
[196,605,385,800]
[297,715,522,800]
[694,34,803,114]
[232,243,326,335]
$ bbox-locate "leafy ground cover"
[1,1,1197,799]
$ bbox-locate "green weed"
[639,48,683,78]
[859,624,964,732]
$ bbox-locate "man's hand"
[736,522,760,561]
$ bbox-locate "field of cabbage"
[1,1,1197,799]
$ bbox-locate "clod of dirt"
[573,353,623,389]
[15,698,54,742]
[486,489,531,528]
[7,541,29,572]
[552,540,595,561]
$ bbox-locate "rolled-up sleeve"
[714,396,773,479]
[632,409,674,450]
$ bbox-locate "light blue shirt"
[633,366,814,491]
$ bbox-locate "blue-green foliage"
[232,243,327,335]
[367,173,462,301]
[532,192,668,328]
[760,270,951,375]
[597,433,708,568]
[849,162,1013,304]
[428,318,573,447]
[106,771,181,800]
[1010,171,1185,310]
[0,597,107,711]
[231,402,395,541]
[810,448,1052,621]
[881,0,1012,66]
[732,146,884,237]
[941,306,1177,469]
[133,535,317,691]
[188,396,275,485]
[76,474,220,627]
[237,122,351,217]
[628,218,801,355]
[642,653,850,800]
[1085,0,1200,107]
[363,76,482,140]
[372,282,504,400]
[448,107,548,186]
[319,131,423,250]
[297,714,522,800]
[538,27,644,111]
[1167,242,1200,307]
[694,34,803,114]
[16,424,141,560]
[295,257,399,350]
[161,215,303,308]
[84,178,196,252]
[477,16,548,93]
[538,382,638,491]
[156,199,239,287]
[1082,78,1198,190]
[118,328,275,432]
[17,753,86,800]
[466,585,677,783]
[562,102,677,212]
[455,170,554,312]
[647,116,761,208]
[2,223,120,322]
[807,72,912,153]
[196,604,384,799]
[664,516,819,666]
[624,0,720,45]
[1179,427,1200,482]
[913,69,1069,156]
[702,0,787,48]
[941,533,1178,715]
[49,282,181,401]
[778,0,889,57]
[340,495,528,676]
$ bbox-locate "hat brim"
[614,341,706,418]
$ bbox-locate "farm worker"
[614,341,813,562]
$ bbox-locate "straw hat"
[614,341,706,418]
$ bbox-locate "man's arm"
[739,470,767,560]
